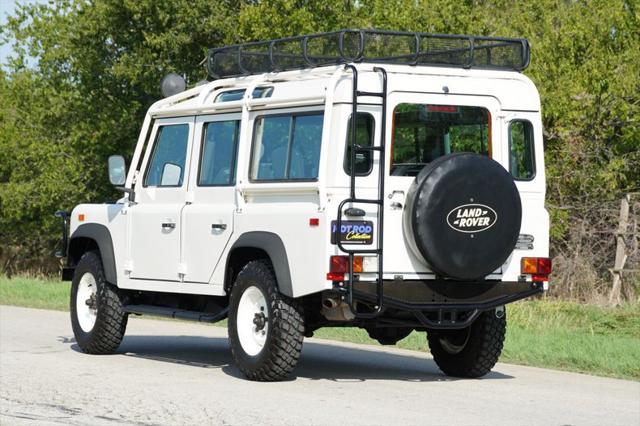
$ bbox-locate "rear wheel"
[70,251,128,354]
[427,308,506,378]
[228,259,305,381]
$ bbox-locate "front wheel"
[427,308,506,378]
[228,259,305,381]
[70,251,128,354]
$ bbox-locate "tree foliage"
[1,0,639,294]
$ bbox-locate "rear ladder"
[336,64,388,319]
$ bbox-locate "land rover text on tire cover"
[57,29,551,381]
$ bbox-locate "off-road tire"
[427,308,506,378]
[228,259,305,381]
[70,251,128,354]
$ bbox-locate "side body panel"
[68,203,127,285]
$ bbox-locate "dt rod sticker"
[446,204,497,234]
[331,220,374,245]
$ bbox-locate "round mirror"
[160,73,187,98]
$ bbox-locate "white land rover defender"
[57,30,551,381]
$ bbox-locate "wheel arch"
[225,232,293,297]
[68,223,117,285]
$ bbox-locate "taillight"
[521,257,552,281]
[327,255,363,281]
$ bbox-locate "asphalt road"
[1,305,639,426]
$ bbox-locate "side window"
[198,120,240,186]
[215,87,273,103]
[250,112,324,181]
[144,124,190,187]
[344,113,375,176]
[509,120,535,180]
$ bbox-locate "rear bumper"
[349,279,543,329]
[353,279,542,308]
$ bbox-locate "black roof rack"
[207,29,530,79]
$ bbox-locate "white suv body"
[69,64,547,294]
[61,30,550,380]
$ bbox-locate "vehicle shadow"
[63,335,512,382]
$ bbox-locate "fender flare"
[69,223,117,285]
[228,232,293,297]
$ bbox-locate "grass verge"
[2,276,638,380]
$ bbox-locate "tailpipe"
[321,296,355,322]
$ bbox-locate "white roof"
[149,63,540,117]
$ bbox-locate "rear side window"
[250,113,324,181]
[509,120,535,180]
[391,104,490,176]
[144,124,190,187]
[198,120,240,186]
[344,113,375,176]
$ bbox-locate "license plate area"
[331,220,374,245]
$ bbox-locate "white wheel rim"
[76,272,98,332]
[237,286,268,356]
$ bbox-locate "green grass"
[2,276,639,380]
[0,276,71,311]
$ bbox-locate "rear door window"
[198,120,240,186]
[391,104,490,176]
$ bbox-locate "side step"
[123,304,228,323]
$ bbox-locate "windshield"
[391,104,490,176]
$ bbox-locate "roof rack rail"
[207,29,530,79]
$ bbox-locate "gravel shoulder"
[1,305,639,426]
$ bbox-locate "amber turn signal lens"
[328,255,363,280]
[521,257,552,275]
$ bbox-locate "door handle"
[161,222,176,229]
[387,190,405,199]
[211,224,227,231]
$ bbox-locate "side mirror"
[108,155,135,202]
[108,155,127,186]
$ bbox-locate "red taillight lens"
[330,256,349,274]
[327,255,363,281]
[521,257,552,276]
[537,257,552,275]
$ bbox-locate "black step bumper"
[349,279,543,329]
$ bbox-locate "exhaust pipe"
[322,297,340,309]
[321,296,355,321]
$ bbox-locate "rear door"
[181,113,240,283]
[383,93,502,275]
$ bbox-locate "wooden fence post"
[609,194,630,305]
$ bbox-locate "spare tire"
[403,153,521,281]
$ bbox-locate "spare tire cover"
[403,153,522,281]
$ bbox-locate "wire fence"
[548,194,639,303]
